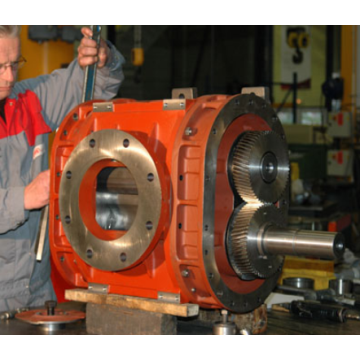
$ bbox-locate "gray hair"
[0,25,21,38]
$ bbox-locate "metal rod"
[82,25,102,103]
[292,72,297,124]
[261,226,345,259]
[35,204,49,262]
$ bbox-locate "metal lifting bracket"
[241,87,270,102]
[88,283,109,294]
[157,292,181,304]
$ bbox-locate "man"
[0,25,125,312]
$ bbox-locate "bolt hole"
[86,249,93,259]
[123,139,130,148]
[204,249,208,256]
[179,175,183,181]
[65,216,71,224]
[146,221,153,230]
[89,139,96,148]
[147,173,154,182]
[66,171,72,179]
[120,253,127,262]
[178,223,182,229]
[204,224,209,231]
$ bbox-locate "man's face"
[0,36,20,101]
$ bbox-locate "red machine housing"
[50,91,287,313]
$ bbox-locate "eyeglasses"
[0,56,26,75]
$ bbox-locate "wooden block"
[65,289,199,318]
[86,303,177,335]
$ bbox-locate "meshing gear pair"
[227,130,290,280]
[226,130,344,281]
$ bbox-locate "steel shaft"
[260,226,345,259]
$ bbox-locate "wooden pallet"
[65,289,199,317]
[65,289,200,335]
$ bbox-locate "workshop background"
[117,25,360,251]
[9,25,360,336]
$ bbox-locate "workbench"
[1,302,360,335]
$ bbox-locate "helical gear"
[227,130,289,280]
[226,203,284,280]
[231,131,290,204]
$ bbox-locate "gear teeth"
[231,130,289,204]
[228,205,262,278]
[227,130,289,279]
[232,132,262,204]
[227,203,285,279]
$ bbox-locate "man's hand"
[77,27,109,69]
[24,170,50,210]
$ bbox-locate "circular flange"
[231,131,290,204]
[202,93,287,313]
[15,309,85,331]
[59,129,163,271]
[226,203,285,280]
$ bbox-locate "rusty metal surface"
[0,302,87,335]
[15,309,85,325]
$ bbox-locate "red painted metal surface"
[50,95,269,309]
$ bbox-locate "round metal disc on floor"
[15,309,86,332]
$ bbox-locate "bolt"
[45,300,57,316]
[181,269,190,278]
[184,127,193,136]
[221,309,229,323]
